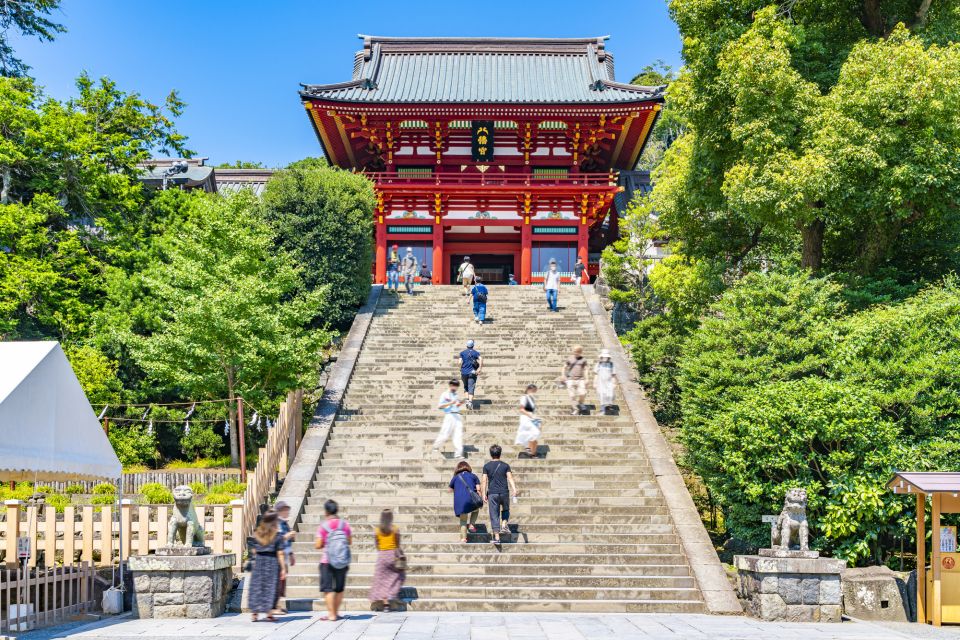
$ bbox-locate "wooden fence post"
[63,506,76,565]
[156,506,169,551]
[230,500,244,570]
[137,506,150,556]
[4,500,20,569]
[43,505,56,567]
[120,500,132,562]
[81,506,93,564]
[99,506,112,566]
[212,506,225,554]
[25,503,37,568]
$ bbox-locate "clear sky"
[12,0,682,168]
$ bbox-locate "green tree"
[215,160,265,169]
[657,0,960,275]
[261,159,375,328]
[0,0,64,77]
[131,191,327,465]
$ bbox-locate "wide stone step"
[298,514,675,526]
[284,561,693,577]
[286,596,706,614]
[293,522,677,535]
[285,573,695,589]
[285,583,702,602]
[285,551,689,565]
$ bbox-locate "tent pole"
[117,475,123,590]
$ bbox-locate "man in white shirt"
[433,379,466,459]
[543,259,561,312]
[400,247,418,295]
[457,256,475,296]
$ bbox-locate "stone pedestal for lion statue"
[127,486,235,618]
[734,489,845,623]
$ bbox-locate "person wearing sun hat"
[594,348,619,415]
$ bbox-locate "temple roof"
[300,35,663,105]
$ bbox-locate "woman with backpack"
[248,509,287,622]
[448,460,483,543]
[368,509,406,612]
[315,499,352,622]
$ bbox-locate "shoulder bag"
[457,473,484,512]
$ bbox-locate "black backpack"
[475,287,488,303]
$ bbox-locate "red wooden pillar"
[374,217,387,285]
[577,217,589,273]
[521,217,532,285]
[432,218,444,284]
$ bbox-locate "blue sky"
[12,1,683,168]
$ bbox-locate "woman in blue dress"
[448,461,482,543]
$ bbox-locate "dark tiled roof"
[301,36,663,105]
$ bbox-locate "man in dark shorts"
[481,444,519,544]
[314,499,351,621]
[458,339,483,409]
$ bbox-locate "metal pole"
[238,398,246,483]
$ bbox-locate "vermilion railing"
[365,171,618,187]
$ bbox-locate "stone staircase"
[284,286,708,613]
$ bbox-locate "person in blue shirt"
[508,273,518,285]
[457,339,483,409]
[470,276,489,325]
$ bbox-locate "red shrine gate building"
[300,35,663,285]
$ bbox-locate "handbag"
[393,532,407,571]
[457,473,484,512]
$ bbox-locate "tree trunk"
[227,367,239,466]
[1,167,10,205]
[801,219,825,272]
[860,0,885,37]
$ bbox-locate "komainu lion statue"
[771,488,809,551]
[167,485,205,547]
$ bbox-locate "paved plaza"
[19,612,960,640]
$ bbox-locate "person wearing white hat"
[400,247,418,295]
[594,349,618,415]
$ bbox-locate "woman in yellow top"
[368,509,405,611]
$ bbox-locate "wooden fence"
[1,390,306,573]
[238,390,303,555]
[0,563,95,633]
[1,500,245,570]
[43,470,241,494]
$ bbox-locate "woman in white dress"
[515,384,541,459]
[594,349,618,415]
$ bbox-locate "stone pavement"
[18,612,960,640]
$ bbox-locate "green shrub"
[0,483,35,501]
[63,484,85,495]
[202,492,235,505]
[46,493,71,513]
[92,482,117,495]
[107,425,158,467]
[35,484,54,493]
[188,481,207,496]
[139,483,173,504]
[91,494,116,506]
[163,455,233,470]
[210,479,245,495]
[180,425,224,461]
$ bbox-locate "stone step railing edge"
[275,285,383,525]
[579,285,742,615]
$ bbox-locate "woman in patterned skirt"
[368,509,405,611]
[249,510,287,621]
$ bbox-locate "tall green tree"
[655,0,960,275]
[260,159,374,328]
[0,0,64,77]
[131,191,327,465]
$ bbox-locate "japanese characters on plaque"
[471,121,495,162]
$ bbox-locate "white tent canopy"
[0,341,122,482]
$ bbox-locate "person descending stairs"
[283,285,708,613]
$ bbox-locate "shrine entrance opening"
[450,254,516,285]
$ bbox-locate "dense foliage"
[0,0,64,77]
[1,64,371,466]
[606,2,960,566]
[261,158,375,328]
